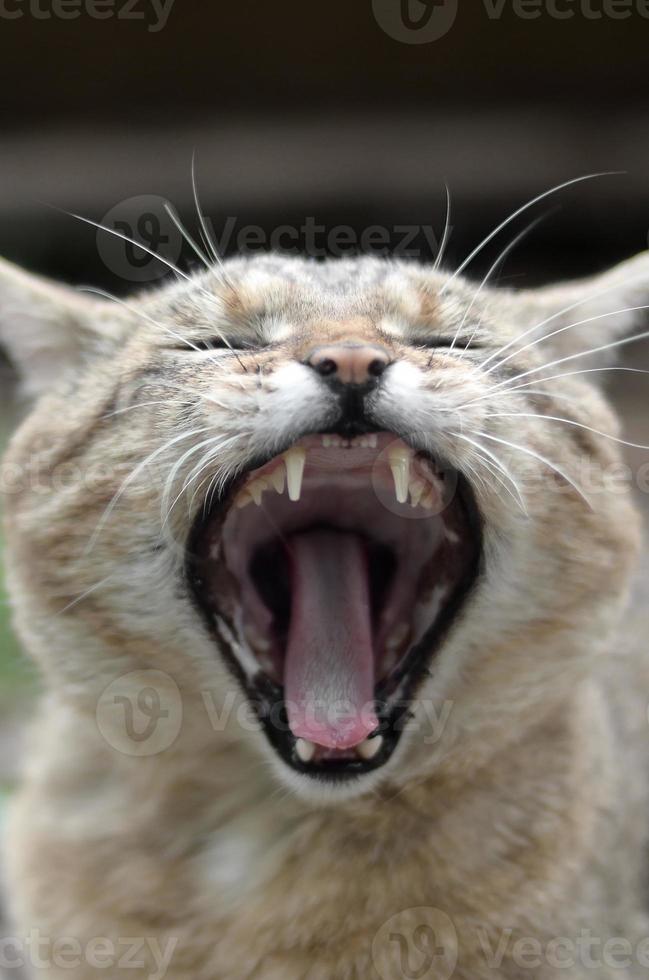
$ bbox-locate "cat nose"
[306,343,391,386]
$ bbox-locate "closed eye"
[170,337,257,353]
[411,336,486,351]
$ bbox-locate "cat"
[1,228,649,979]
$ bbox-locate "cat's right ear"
[0,257,131,399]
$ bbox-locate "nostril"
[368,358,388,378]
[314,358,338,377]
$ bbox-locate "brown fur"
[1,251,648,978]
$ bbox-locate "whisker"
[473,323,649,402]
[479,267,649,371]
[79,285,222,366]
[85,425,214,554]
[452,212,551,352]
[57,574,115,615]
[55,206,190,282]
[440,172,621,295]
[432,184,452,273]
[163,202,212,270]
[191,153,240,294]
[484,412,649,451]
[476,430,592,509]
[484,304,649,376]
[454,431,527,512]
[450,366,649,413]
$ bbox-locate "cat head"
[0,249,644,801]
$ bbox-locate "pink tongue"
[284,529,379,750]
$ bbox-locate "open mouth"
[187,431,481,783]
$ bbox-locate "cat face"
[0,251,643,801]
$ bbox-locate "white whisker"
[484,412,649,451]
[85,425,214,555]
[479,267,649,371]
[484,305,649,376]
[453,212,550,352]
[454,431,527,512]
[432,184,452,273]
[476,430,592,509]
[440,172,621,295]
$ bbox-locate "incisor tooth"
[357,735,383,761]
[295,738,316,763]
[249,479,266,506]
[388,445,411,504]
[420,489,435,510]
[409,479,425,508]
[269,465,286,494]
[284,447,306,501]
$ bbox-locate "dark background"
[0,0,647,289]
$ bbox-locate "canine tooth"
[357,735,383,761]
[284,447,306,501]
[249,479,266,506]
[409,479,426,508]
[295,738,316,763]
[269,465,286,494]
[388,445,411,504]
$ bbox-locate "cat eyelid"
[411,336,486,351]
[167,338,255,353]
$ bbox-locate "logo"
[96,669,183,756]
[96,194,183,282]
[372,907,458,980]
[372,0,458,43]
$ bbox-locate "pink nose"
[307,343,391,385]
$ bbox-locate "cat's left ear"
[0,257,131,398]
[491,251,649,365]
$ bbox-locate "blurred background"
[1,0,649,840]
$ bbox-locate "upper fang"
[284,447,306,501]
[388,444,411,504]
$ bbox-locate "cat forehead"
[150,254,466,339]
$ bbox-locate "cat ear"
[492,251,649,367]
[0,257,131,398]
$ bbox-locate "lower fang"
[295,738,316,763]
[357,735,383,761]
